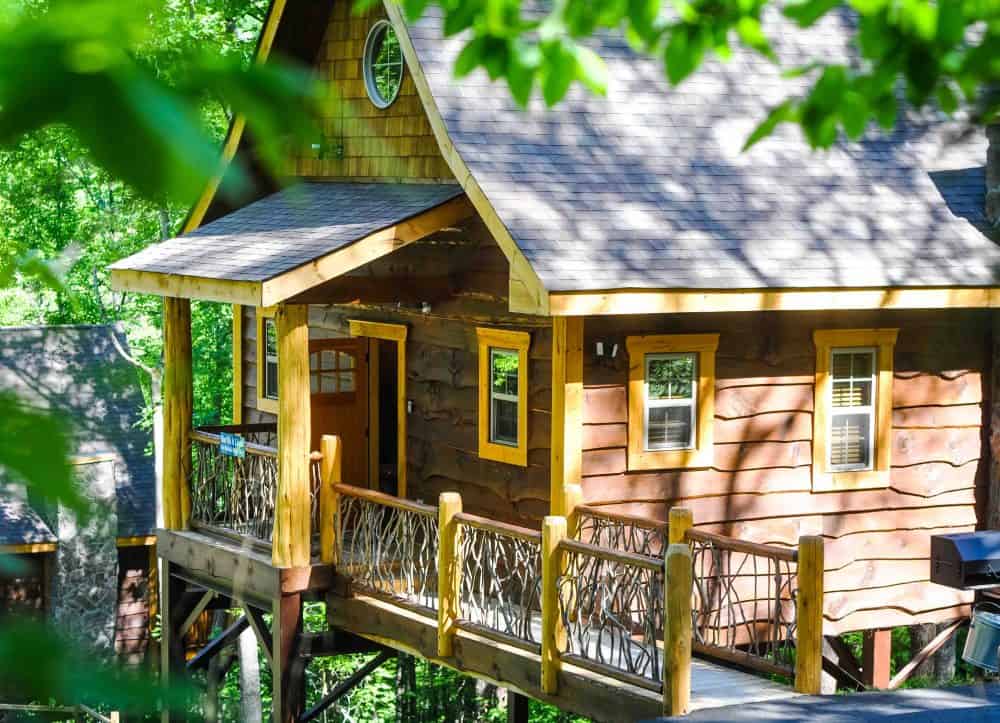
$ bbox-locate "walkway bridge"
[158,427,825,722]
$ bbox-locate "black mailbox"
[930,531,1000,590]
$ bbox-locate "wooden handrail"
[558,537,663,572]
[453,511,541,543]
[196,422,276,434]
[574,504,669,533]
[190,429,278,458]
[333,483,436,517]
[687,528,798,563]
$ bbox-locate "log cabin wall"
[239,217,552,525]
[583,309,990,633]
[287,0,452,181]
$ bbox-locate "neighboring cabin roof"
[404,7,1000,292]
[111,182,465,305]
[0,489,56,546]
[0,324,155,539]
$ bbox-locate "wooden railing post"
[668,506,692,546]
[664,542,692,716]
[795,535,825,694]
[437,492,462,657]
[163,297,193,530]
[319,435,342,565]
[541,515,567,694]
[273,304,312,568]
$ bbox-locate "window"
[477,328,530,466]
[363,20,404,109]
[310,348,356,395]
[256,307,279,414]
[813,329,898,491]
[626,334,718,471]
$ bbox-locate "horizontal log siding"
[288,0,452,181]
[582,310,989,633]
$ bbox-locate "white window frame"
[263,317,279,401]
[489,347,519,447]
[828,346,877,473]
[644,352,697,452]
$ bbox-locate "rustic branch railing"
[572,504,669,559]
[556,538,665,690]
[189,424,321,549]
[687,529,799,678]
[334,483,439,613]
[0,703,119,722]
[454,512,542,652]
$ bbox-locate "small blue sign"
[219,432,245,459]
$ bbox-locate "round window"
[363,20,404,109]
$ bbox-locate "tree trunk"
[934,620,957,683]
[909,623,937,681]
[238,627,263,723]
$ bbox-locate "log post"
[989,312,1000,530]
[795,535,825,694]
[550,317,584,516]
[668,506,693,546]
[541,516,567,694]
[273,305,311,568]
[437,492,462,657]
[664,542,692,716]
[862,629,892,690]
[319,435,342,565]
[271,594,304,723]
[163,297,192,530]
[564,483,584,540]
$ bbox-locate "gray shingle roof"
[406,9,1000,291]
[111,182,463,282]
[0,325,155,538]
[0,484,56,546]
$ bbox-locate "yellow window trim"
[256,306,279,415]
[477,327,530,467]
[626,333,719,471]
[812,328,898,492]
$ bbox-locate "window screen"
[264,318,278,401]
[829,348,875,470]
[645,353,696,451]
[489,348,519,446]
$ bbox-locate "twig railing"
[572,504,669,559]
[687,529,799,679]
[0,703,119,722]
[454,512,543,652]
[333,483,440,613]
[556,538,664,690]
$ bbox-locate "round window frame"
[362,20,404,110]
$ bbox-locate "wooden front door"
[309,338,368,486]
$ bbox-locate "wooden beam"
[116,535,157,547]
[663,542,692,716]
[437,492,462,657]
[550,317,583,516]
[0,542,57,554]
[319,435,341,565]
[272,593,304,723]
[179,590,216,639]
[540,516,566,694]
[888,619,964,690]
[111,268,262,306]
[232,305,243,424]
[245,604,274,669]
[187,616,250,671]
[163,297,193,530]
[273,304,312,568]
[795,536,825,694]
[299,650,393,723]
[823,635,865,691]
[548,286,1000,316]
[259,196,475,306]
[862,629,892,690]
[507,691,530,723]
[988,311,1000,530]
[367,338,379,490]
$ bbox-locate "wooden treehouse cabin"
[109,1,1000,720]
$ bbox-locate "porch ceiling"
[110,182,469,306]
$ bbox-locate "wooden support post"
[663,543,692,717]
[319,434,342,565]
[668,507,693,546]
[437,492,462,657]
[160,563,188,723]
[862,629,892,690]
[273,304,312,568]
[506,690,530,723]
[550,317,584,516]
[564,483,584,540]
[163,297,192,530]
[271,594,304,723]
[795,535,825,694]
[541,516,567,695]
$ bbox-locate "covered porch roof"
[110,182,471,306]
